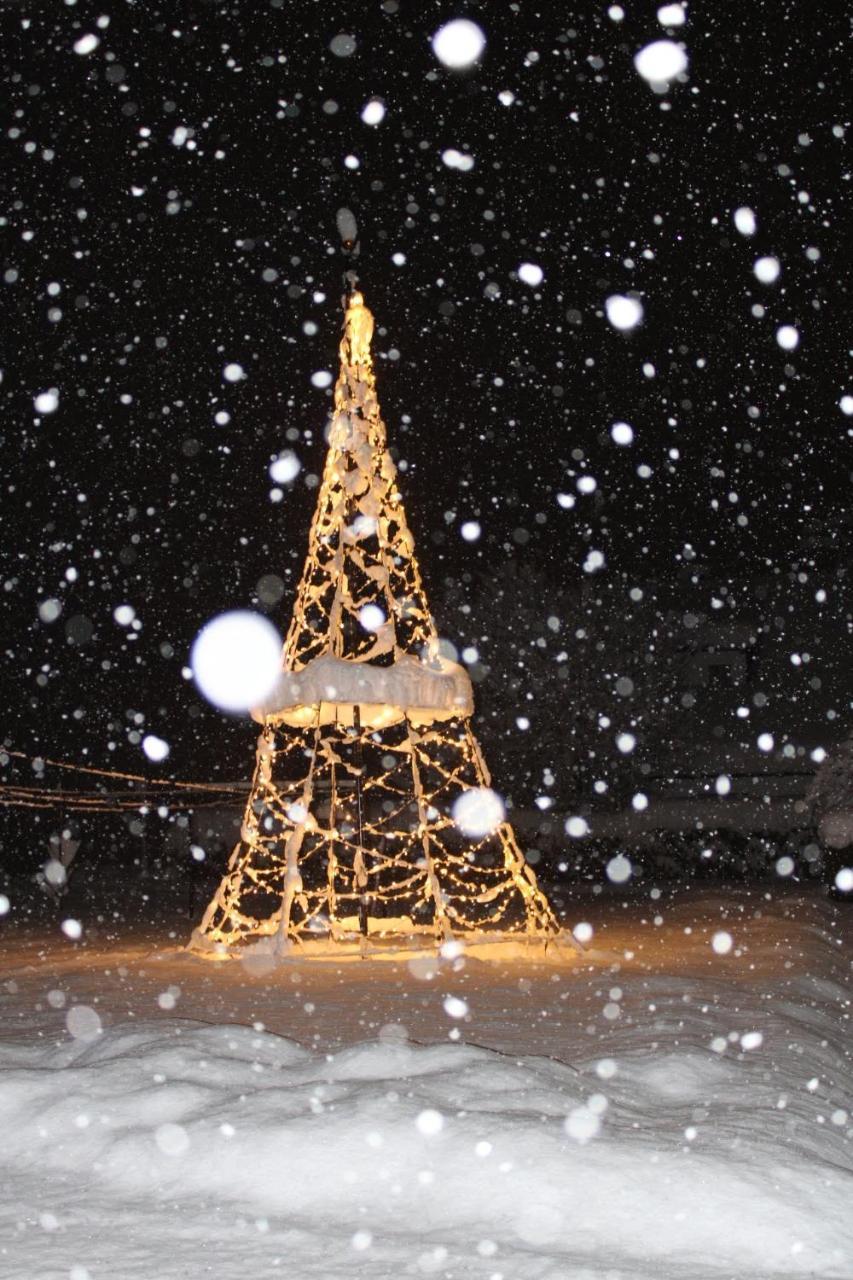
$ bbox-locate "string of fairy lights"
[0,748,247,813]
[192,288,559,954]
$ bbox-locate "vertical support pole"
[353,705,369,937]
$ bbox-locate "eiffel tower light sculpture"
[190,282,560,958]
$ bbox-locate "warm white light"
[431,19,486,68]
[634,39,688,84]
[190,611,282,713]
[605,294,643,330]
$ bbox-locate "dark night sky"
[2,1,850,800]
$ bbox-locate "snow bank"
[1,1010,850,1278]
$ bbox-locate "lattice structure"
[190,288,558,956]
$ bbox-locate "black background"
[2,2,850,868]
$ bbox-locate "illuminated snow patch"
[431,19,486,68]
[518,262,544,286]
[634,40,688,84]
[733,206,757,236]
[605,294,643,330]
[452,787,504,838]
[34,389,59,414]
[190,611,282,713]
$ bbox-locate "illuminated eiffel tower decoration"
[191,286,559,956]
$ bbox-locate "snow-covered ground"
[0,887,850,1279]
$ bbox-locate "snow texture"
[0,890,850,1279]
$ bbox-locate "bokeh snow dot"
[733,207,757,236]
[835,867,853,893]
[573,921,594,944]
[34,389,60,414]
[564,1106,601,1144]
[222,362,245,383]
[605,295,643,330]
[358,603,385,632]
[634,40,688,84]
[518,262,544,287]
[712,930,733,955]
[311,370,333,388]
[611,421,634,445]
[753,256,781,284]
[142,734,170,763]
[776,325,799,351]
[565,816,589,838]
[65,1005,102,1041]
[452,788,505,838]
[416,1108,444,1136]
[360,98,386,126]
[431,19,486,69]
[460,520,481,541]
[606,854,632,884]
[190,611,282,713]
[155,1123,190,1156]
[269,452,300,484]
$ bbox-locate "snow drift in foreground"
[1,1003,850,1280]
